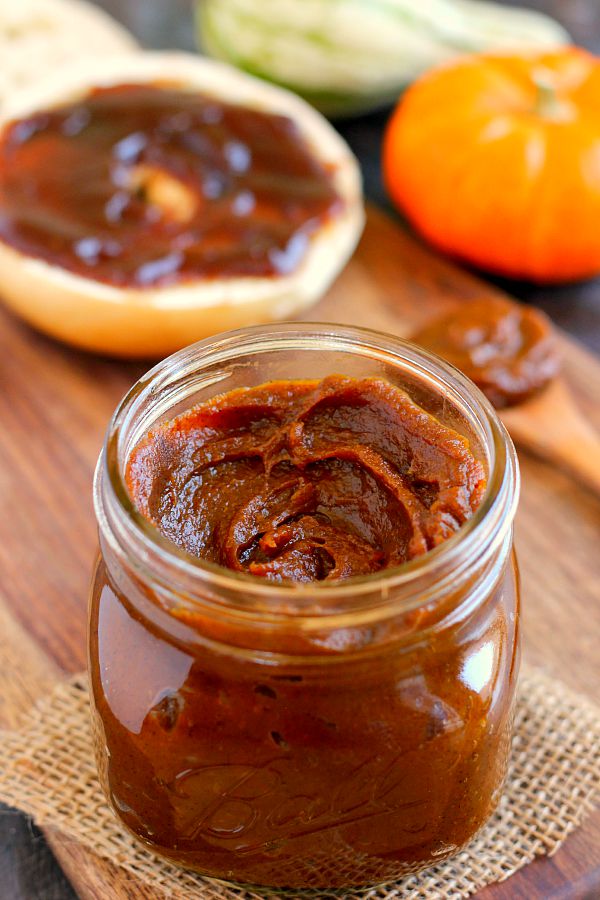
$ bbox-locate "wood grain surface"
[4,0,599,893]
[0,205,599,899]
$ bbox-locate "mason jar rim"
[94,322,519,623]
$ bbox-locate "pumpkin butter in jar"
[90,324,520,888]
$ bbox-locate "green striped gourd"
[198,0,570,116]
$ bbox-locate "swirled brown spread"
[0,84,342,286]
[414,297,560,408]
[126,376,486,582]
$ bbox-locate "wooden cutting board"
[1,205,599,899]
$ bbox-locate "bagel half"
[0,53,364,357]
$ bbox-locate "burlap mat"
[0,666,598,899]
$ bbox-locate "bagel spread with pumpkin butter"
[126,375,486,582]
[0,54,363,356]
[414,296,561,408]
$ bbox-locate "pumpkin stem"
[532,70,571,121]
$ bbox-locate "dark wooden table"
[1,1,599,898]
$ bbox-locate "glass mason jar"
[89,323,520,889]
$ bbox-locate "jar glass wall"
[89,324,520,888]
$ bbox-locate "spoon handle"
[544,427,600,497]
[501,378,600,498]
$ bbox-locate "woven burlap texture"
[0,666,598,900]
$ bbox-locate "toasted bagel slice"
[0,53,363,357]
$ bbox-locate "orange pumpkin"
[383,48,600,284]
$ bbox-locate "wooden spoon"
[410,293,600,498]
[500,377,600,497]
